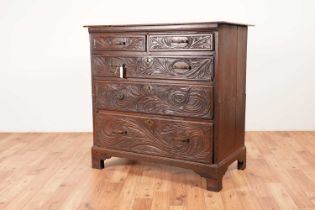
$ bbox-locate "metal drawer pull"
[143,57,154,68]
[112,130,128,135]
[145,57,153,64]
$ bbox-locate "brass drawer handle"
[112,130,128,135]
[144,57,153,64]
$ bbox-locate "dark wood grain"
[92,55,214,81]
[95,81,213,119]
[94,111,213,163]
[91,34,145,51]
[235,26,248,151]
[86,22,250,191]
[84,21,253,32]
[149,34,214,51]
[213,24,248,163]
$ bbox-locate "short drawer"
[92,55,214,81]
[91,34,145,51]
[149,34,214,51]
[94,112,213,163]
[95,81,213,119]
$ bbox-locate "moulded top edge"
[84,21,253,28]
[84,21,254,32]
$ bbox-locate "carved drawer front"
[95,112,213,163]
[92,56,214,81]
[95,81,213,119]
[149,34,214,51]
[91,35,145,51]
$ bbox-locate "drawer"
[92,55,214,81]
[91,34,146,51]
[149,34,214,51]
[94,112,213,163]
[95,81,213,119]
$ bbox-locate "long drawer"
[95,81,213,119]
[92,55,214,81]
[94,112,213,163]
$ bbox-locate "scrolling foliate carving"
[92,56,214,81]
[95,113,213,163]
[95,82,213,119]
[93,36,145,51]
[149,34,214,50]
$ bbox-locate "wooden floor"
[0,132,315,210]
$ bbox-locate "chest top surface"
[84,21,253,32]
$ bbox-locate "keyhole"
[182,138,190,143]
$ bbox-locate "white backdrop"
[0,0,315,131]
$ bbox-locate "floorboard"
[0,132,315,210]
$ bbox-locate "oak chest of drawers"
[85,22,250,191]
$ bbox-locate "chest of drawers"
[85,22,250,191]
